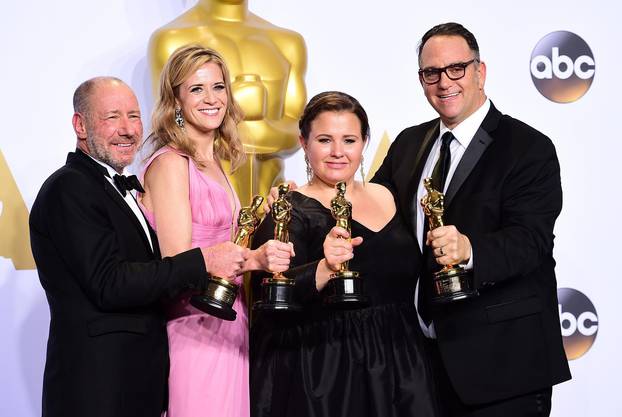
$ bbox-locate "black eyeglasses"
[418,59,479,85]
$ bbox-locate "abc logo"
[557,287,598,360]
[530,31,595,103]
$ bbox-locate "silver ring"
[439,246,444,255]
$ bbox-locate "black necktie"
[431,131,455,192]
[113,174,145,197]
[418,131,455,325]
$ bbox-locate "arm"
[251,202,320,304]
[32,173,206,311]
[430,134,562,287]
[473,137,562,286]
[143,151,193,257]
[144,151,248,279]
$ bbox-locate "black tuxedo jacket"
[30,150,207,417]
[373,103,571,405]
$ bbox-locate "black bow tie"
[113,174,145,197]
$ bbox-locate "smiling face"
[419,35,487,129]
[74,80,142,173]
[176,62,228,140]
[303,111,365,187]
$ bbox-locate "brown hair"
[299,91,370,142]
[147,45,245,171]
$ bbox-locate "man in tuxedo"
[372,23,571,416]
[29,77,247,417]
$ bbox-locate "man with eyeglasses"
[372,22,571,416]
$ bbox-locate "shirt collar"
[439,98,491,148]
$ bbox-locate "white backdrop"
[0,1,618,415]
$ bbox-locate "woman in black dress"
[250,91,437,417]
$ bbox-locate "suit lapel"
[444,103,502,208]
[406,122,439,232]
[69,151,155,256]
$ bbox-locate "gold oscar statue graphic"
[253,183,301,312]
[0,150,35,270]
[148,0,307,206]
[191,195,264,321]
[323,181,368,307]
[420,178,477,303]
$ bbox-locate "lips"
[439,92,460,100]
[199,108,219,116]
[325,161,348,169]
[112,142,136,153]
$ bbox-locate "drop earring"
[304,153,313,183]
[360,155,366,184]
[175,108,185,129]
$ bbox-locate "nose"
[330,140,344,157]
[203,88,217,104]
[118,115,141,138]
[437,70,453,89]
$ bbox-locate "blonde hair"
[147,45,245,171]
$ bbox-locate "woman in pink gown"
[139,45,293,417]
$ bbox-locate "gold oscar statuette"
[323,181,368,307]
[191,195,264,321]
[420,178,478,303]
[253,183,301,312]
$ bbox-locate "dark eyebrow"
[423,60,472,70]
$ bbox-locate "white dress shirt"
[414,99,490,338]
[88,155,154,252]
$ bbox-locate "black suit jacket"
[372,103,571,405]
[29,150,207,417]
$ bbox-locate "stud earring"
[175,108,185,129]
[304,154,313,183]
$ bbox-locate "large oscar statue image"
[253,183,300,311]
[324,181,368,306]
[420,178,478,303]
[148,0,307,206]
[191,195,264,320]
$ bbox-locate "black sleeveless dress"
[250,191,437,417]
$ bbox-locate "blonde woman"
[139,45,293,417]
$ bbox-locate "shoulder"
[37,163,96,199]
[249,15,306,59]
[496,113,556,154]
[289,190,326,215]
[392,118,439,147]
[145,147,189,176]
[31,163,104,223]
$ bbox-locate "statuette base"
[190,277,238,321]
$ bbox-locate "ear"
[72,113,88,140]
[477,60,487,90]
[418,73,425,88]
[298,135,307,151]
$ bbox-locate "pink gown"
[139,146,249,417]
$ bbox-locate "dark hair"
[73,76,124,115]
[417,22,480,65]
[299,91,370,141]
